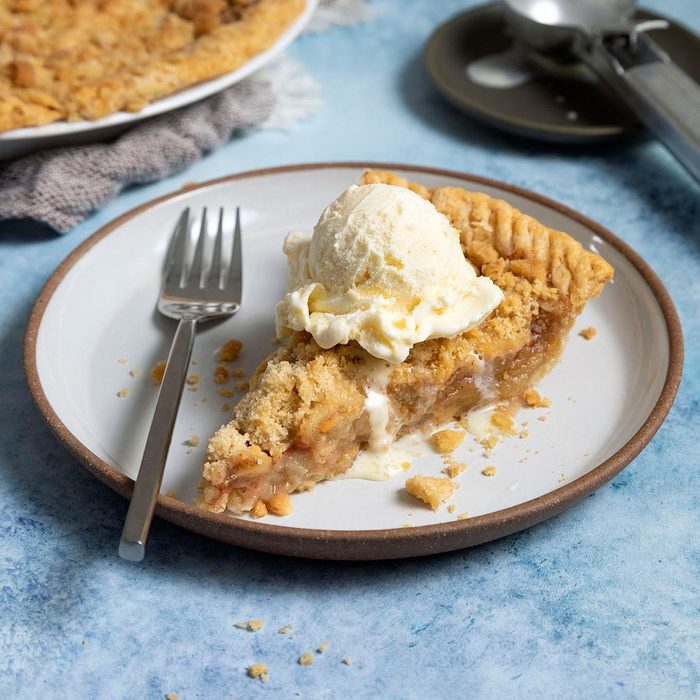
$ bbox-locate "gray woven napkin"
[0,0,376,234]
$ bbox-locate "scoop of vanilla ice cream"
[275,184,503,363]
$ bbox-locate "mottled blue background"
[1,1,698,698]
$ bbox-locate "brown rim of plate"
[24,162,684,561]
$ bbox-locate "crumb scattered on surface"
[278,624,293,634]
[187,385,198,393]
[480,434,499,453]
[401,523,412,528]
[457,512,469,520]
[431,429,465,454]
[405,475,457,511]
[129,367,142,378]
[401,461,411,471]
[165,490,177,498]
[231,368,246,378]
[250,501,268,518]
[117,357,128,364]
[213,366,230,384]
[299,651,314,666]
[218,339,243,362]
[150,360,166,384]
[264,493,293,516]
[524,388,544,407]
[559,472,569,484]
[186,373,200,385]
[165,693,179,700]
[187,435,200,447]
[222,403,231,412]
[447,504,456,514]
[482,466,497,477]
[317,640,329,654]
[442,456,467,478]
[518,430,529,439]
[218,388,235,398]
[579,326,597,340]
[117,387,129,398]
[236,619,265,632]
[538,415,548,422]
[342,656,352,666]
[247,663,269,682]
[490,410,516,434]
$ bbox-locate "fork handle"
[119,317,197,561]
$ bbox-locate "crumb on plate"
[490,410,516,434]
[129,367,142,378]
[250,501,268,518]
[482,466,497,477]
[218,339,243,362]
[278,624,293,634]
[213,366,230,384]
[150,360,166,385]
[431,429,465,454]
[264,493,293,516]
[405,475,457,511]
[579,326,597,340]
[317,640,329,654]
[117,387,129,398]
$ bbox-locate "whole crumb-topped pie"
[0,0,304,131]
[200,170,614,515]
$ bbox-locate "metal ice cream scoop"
[504,0,700,183]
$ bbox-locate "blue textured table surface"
[1,2,698,698]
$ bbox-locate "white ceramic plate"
[25,163,682,559]
[0,0,317,161]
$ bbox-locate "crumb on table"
[447,504,456,514]
[129,367,142,378]
[150,360,166,385]
[482,466,497,477]
[317,640,329,654]
[236,619,265,632]
[117,387,129,398]
[218,339,243,362]
[342,656,352,666]
[218,388,235,398]
[405,475,457,511]
[165,693,179,700]
[186,373,200,385]
[579,326,597,340]
[187,435,200,447]
[278,624,293,634]
[247,663,269,682]
[298,651,314,666]
[457,512,469,520]
[117,357,128,364]
[431,429,465,454]
[264,493,294,516]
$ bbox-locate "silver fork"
[119,206,242,562]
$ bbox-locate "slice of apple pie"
[200,170,613,515]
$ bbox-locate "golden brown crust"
[0,0,304,131]
[200,170,614,514]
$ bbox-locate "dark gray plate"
[424,3,700,143]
